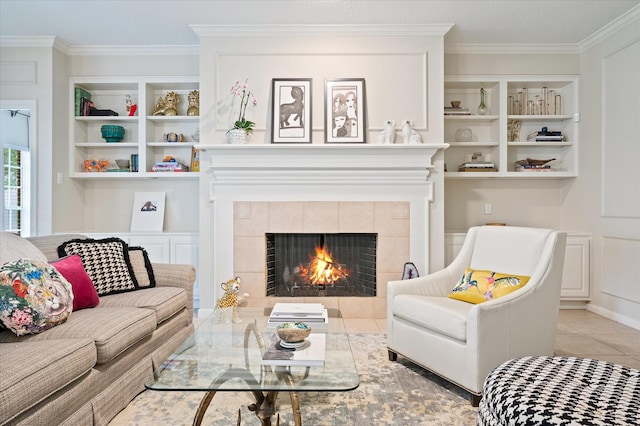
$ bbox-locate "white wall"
[0,45,55,235]
[570,18,640,328]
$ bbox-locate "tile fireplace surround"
[196,144,448,319]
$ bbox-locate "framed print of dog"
[325,78,366,144]
[271,78,312,143]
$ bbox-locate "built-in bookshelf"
[69,76,199,179]
[444,75,578,178]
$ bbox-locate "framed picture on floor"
[271,78,312,143]
[130,192,166,232]
[325,78,366,144]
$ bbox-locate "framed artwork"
[271,78,312,143]
[325,78,366,143]
[130,192,166,232]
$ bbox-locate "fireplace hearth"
[266,233,377,297]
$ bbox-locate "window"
[1,108,31,236]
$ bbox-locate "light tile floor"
[344,309,640,370]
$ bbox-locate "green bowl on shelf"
[101,125,125,142]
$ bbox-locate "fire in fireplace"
[266,233,377,297]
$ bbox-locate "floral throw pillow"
[0,259,74,335]
[448,268,530,304]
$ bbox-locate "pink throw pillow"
[51,254,100,311]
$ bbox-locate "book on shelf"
[458,167,497,172]
[75,87,91,116]
[458,161,496,172]
[151,162,189,172]
[261,332,326,367]
[515,165,552,172]
[527,130,564,142]
[444,107,471,116]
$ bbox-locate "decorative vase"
[477,88,488,115]
[228,128,247,145]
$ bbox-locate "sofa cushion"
[0,231,47,264]
[0,338,96,425]
[98,287,187,324]
[0,259,74,335]
[58,237,139,296]
[392,294,472,342]
[51,254,100,311]
[0,307,157,364]
[448,268,530,304]
[128,246,156,288]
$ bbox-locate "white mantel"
[196,144,447,315]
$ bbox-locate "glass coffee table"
[145,307,359,426]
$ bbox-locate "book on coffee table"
[268,303,328,329]
[262,333,326,367]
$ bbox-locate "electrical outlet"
[484,203,492,215]
[56,172,63,184]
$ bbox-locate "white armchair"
[386,226,567,404]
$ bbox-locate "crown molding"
[65,45,199,56]
[579,3,640,52]
[190,23,454,37]
[1,36,55,48]
[445,43,579,55]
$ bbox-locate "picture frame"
[130,192,166,232]
[271,78,312,144]
[325,78,366,144]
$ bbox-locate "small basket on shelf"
[101,125,125,142]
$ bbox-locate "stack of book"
[458,162,496,172]
[444,107,471,116]
[151,161,189,172]
[515,164,552,172]
[527,130,564,142]
[268,303,328,329]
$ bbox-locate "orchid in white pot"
[229,79,257,136]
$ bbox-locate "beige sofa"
[0,233,196,426]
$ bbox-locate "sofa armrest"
[151,263,196,318]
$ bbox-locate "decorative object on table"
[130,192,165,232]
[515,158,556,172]
[402,262,420,280]
[276,322,312,343]
[115,159,130,171]
[227,79,257,144]
[401,120,423,144]
[186,90,199,116]
[376,120,396,144]
[271,78,312,143]
[477,87,488,115]
[455,127,473,142]
[213,276,248,323]
[83,158,110,172]
[163,132,185,143]
[262,332,326,366]
[325,78,366,143]
[152,91,180,116]
[526,127,564,142]
[100,125,125,142]
[507,119,522,142]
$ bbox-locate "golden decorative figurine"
[163,91,180,116]
[187,90,199,116]
[152,96,166,116]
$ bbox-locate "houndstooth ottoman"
[478,356,640,426]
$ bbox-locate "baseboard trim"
[586,304,640,331]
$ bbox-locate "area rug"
[109,334,478,425]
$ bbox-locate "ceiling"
[0,1,639,50]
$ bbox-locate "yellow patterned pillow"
[448,268,530,304]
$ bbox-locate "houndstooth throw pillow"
[58,238,138,296]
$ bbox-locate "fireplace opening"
[266,233,377,297]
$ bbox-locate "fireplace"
[196,144,447,319]
[266,233,377,297]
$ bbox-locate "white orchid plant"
[229,80,257,135]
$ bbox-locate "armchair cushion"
[448,268,530,304]
[393,294,472,341]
